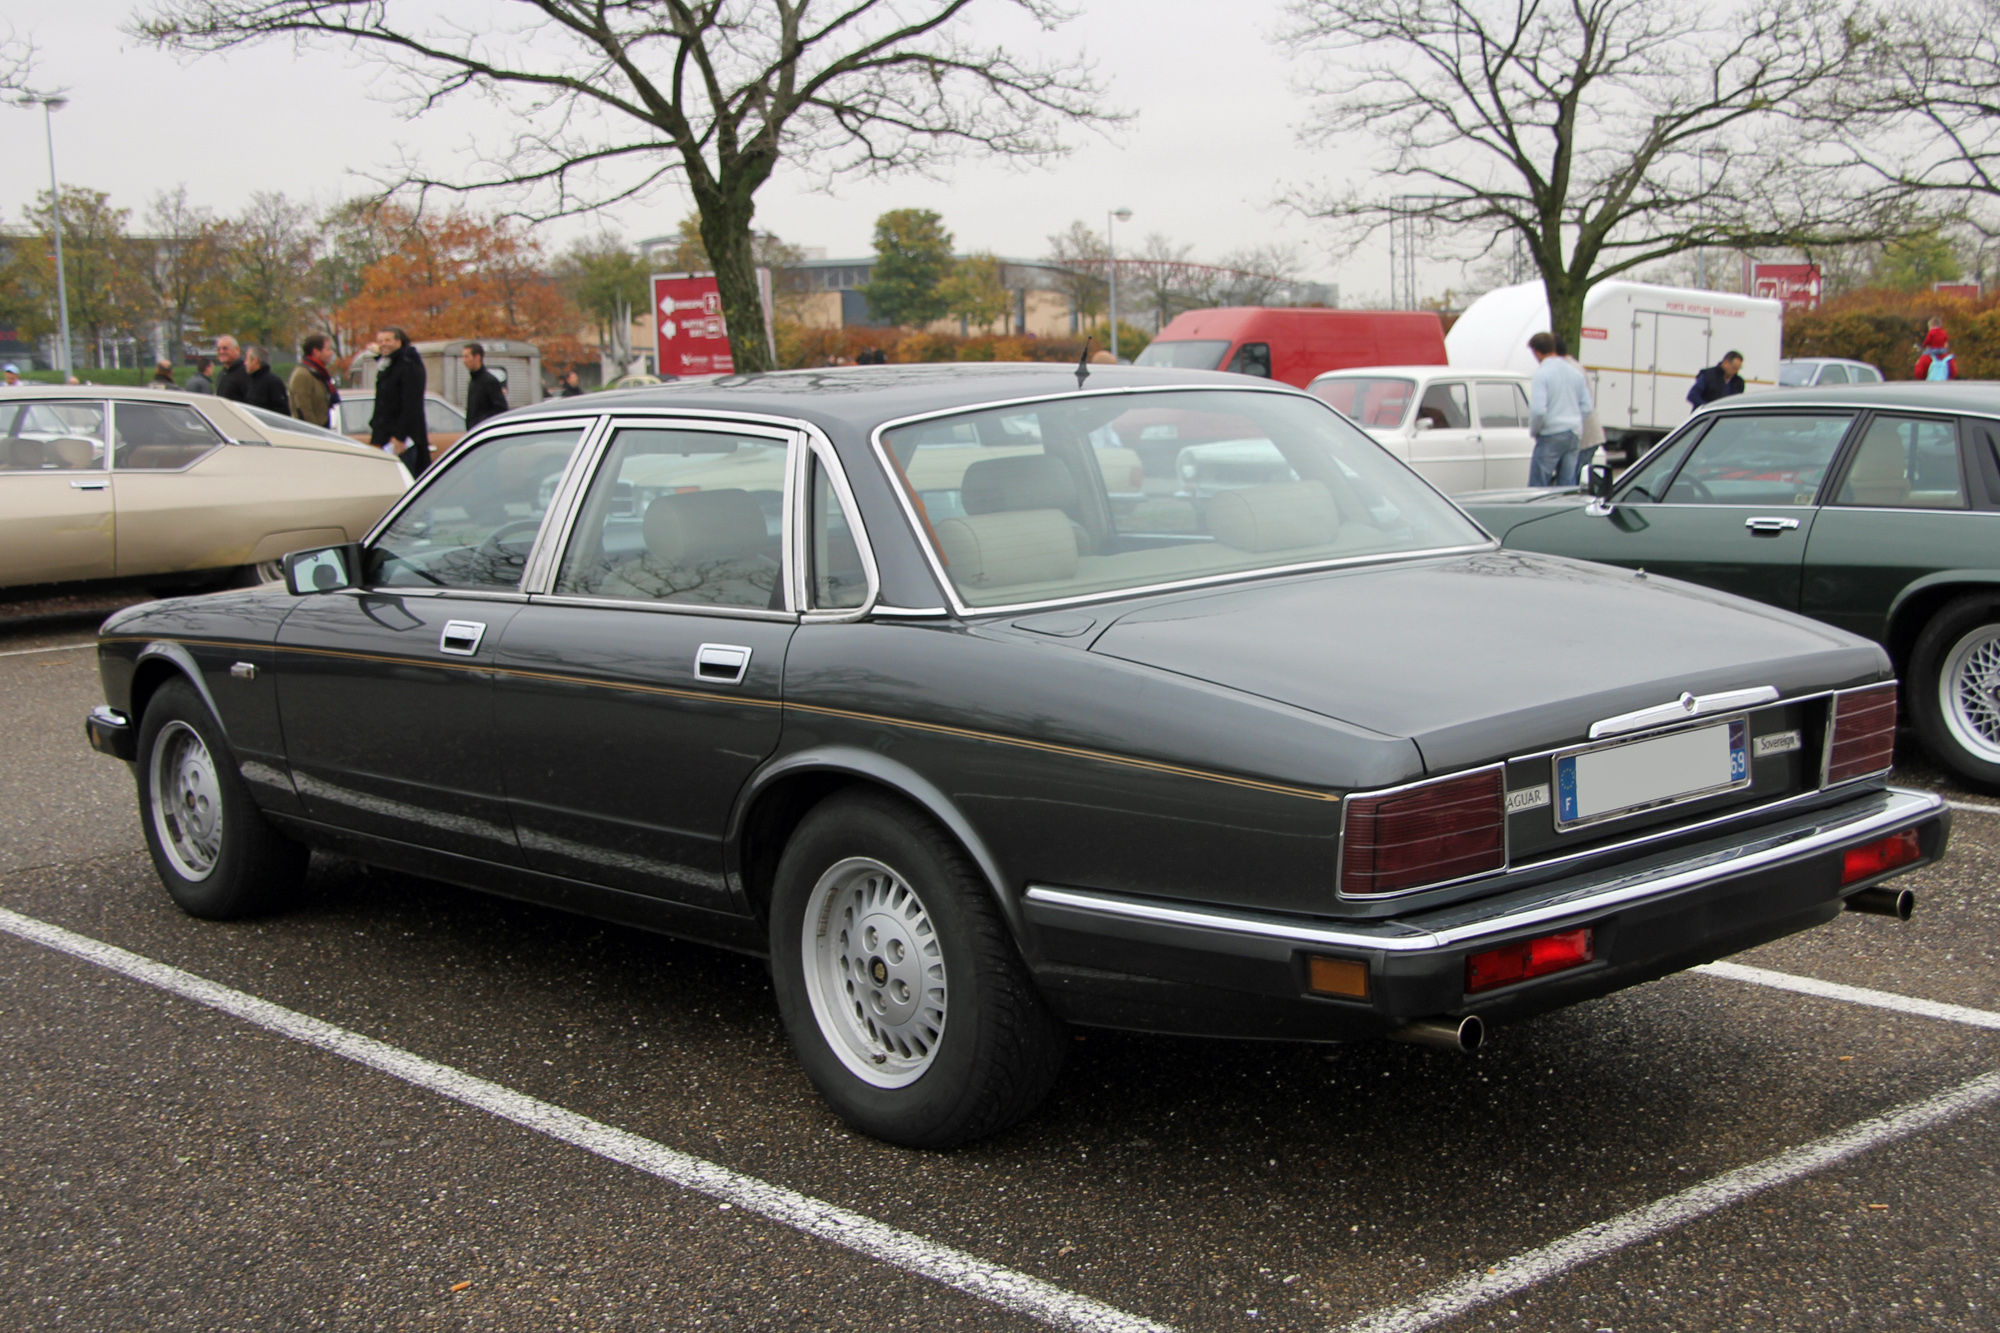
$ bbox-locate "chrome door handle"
[439,620,486,656]
[1745,516,1801,534]
[69,479,108,490]
[694,642,752,685]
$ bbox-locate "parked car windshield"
[880,388,1487,608]
[1132,340,1230,370]
[1309,377,1416,428]
[1777,362,1816,386]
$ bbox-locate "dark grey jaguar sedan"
[86,364,1946,1147]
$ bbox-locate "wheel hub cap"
[150,721,223,880]
[802,857,948,1089]
[1943,625,2000,763]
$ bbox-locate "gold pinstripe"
[100,634,1341,802]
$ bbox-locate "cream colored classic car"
[1,385,411,591]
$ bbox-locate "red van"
[1133,307,1448,388]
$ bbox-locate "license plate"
[1555,719,1750,829]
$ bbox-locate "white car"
[1307,365,1537,493]
[1778,358,1885,387]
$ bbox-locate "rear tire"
[136,678,308,918]
[1909,594,2000,789]
[768,790,1065,1148]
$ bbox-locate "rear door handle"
[70,479,108,490]
[1745,516,1801,535]
[695,643,752,685]
[439,620,486,656]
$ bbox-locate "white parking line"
[0,907,1172,1333]
[1696,960,2000,1030]
[1945,799,2000,817]
[0,641,94,658]
[1340,1069,2000,1333]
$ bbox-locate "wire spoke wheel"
[802,856,948,1089]
[149,719,224,880]
[1943,623,2000,765]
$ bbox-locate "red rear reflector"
[1466,928,1595,994]
[1825,684,1897,785]
[1841,829,1922,885]
[1341,769,1505,896]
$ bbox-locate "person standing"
[1527,332,1594,487]
[213,336,250,402]
[1914,340,1960,381]
[1556,335,1606,483]
[149,358,177,389]
[557,368,585,398]
[241,347,291,414]
[2,364,22,387]
[461,343,509,430]
[289,334,341,429]
[184,357,214,394]
[370,327,431,477]
[1687,352,1746,410]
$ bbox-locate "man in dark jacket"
[370,327,431,477]
[242,347,291,414]
[184,357,214,394]
[213,336,250,402]
[558,369,585,397]
[1687,351,1746,411]
[461,343,509,430]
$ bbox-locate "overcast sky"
[8,0,1429,304]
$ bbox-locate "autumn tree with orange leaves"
[340,207,589,370]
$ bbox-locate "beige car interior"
[1839,418,1966,509]
[592,488,781,607]
[2,435,99,470]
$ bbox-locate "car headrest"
[50,437,96,469]
[962,454,1079,516]
[643,489,770,564]
[1207,480,1340,552]
[1849,438,1908,483]
[933,509,1078,588]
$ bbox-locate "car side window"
[424,399,464,435]
[1477,382,1527,429]
[1817,363,1850,384]
[2,400,106,471]
[1416,382,1470,430]
[554,427,789,609]
[1658,413,1854,506]
[367,426,586,590]
[1834,415,1966,509]
[810,454,869,610]
[1226,343,1272,378]
[113,401,224,470]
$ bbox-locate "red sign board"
[1934,282,1981,300]
[1751,263,1821,312]
[652,272,732,376]
[1580,326,1608,340]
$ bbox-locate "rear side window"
[1311,377,1414,428]
[1476,381,1529,429]
[1818,363,1851,384]
[3,399,106,470]
[810,454,869,610]
[1415,382,1470,430]
[113,401,223,471]
[1834,416,1966,509]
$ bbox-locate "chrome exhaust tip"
[1845,887,1915,921]
[1389,1014,1484,1054]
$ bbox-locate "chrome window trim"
[521,416,617,594]
[328,585,529,605]
[795,422,881,622]
[526,592,798,623]
[865,382,1497,618]
[1024,787,1945,955]
[535,414,802,614]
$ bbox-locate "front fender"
[131,640,229,742]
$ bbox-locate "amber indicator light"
[1841,828,1922,885]
[1465,927,1594,994]
[1307,955,1369,998]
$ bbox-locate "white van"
[1447,280,1784,462]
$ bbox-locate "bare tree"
[1280,0,1903,345]
[1838,3,2000,225]
[134,1,1116,373]
[1044,220,1109,324]
[145,186,230,362]
[0,24,46,97]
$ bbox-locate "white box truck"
[1446,280,1783,463]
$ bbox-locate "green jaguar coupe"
[1461,384,2000,787]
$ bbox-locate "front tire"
[136,678,308,918]
[1910,594,2000,789]
[768,791,1065,1148]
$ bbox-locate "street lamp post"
[1107,207,1132,361]
[20,94,72,377]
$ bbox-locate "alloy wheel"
[801,856,948,1089]
[1941,622,2000,765]
[150,720,223,880]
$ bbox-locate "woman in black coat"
[369,328,432,477]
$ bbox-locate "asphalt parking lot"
[1,591,1995,1333]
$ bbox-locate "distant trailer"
[1446,280,1783,463]
[348,338,543,412]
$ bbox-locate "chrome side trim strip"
[1026,787,1946,954]
[1588,686,1781,739]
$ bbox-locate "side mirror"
[1414,418,1434,432]
[1586,462,1614,500]
[283,543,363,595]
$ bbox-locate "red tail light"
[1825,684,1897,786]
[1466,928,1595,994]
[1841,828,1922,884]
[1341,768,1505,896]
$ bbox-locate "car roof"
[0,383,235,400]
[1308,365,1520,381]
[1779,357,1875,366]
[501,363,1297,433]
[1703,383,2000,414]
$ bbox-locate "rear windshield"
[1133,339,1230,370]
[879,389,1487,609]
[1310,377,1416,428]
